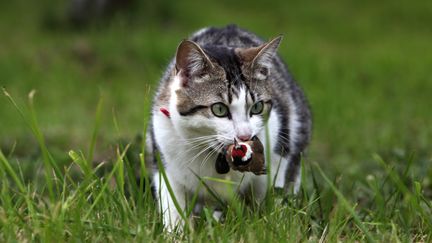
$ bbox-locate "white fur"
[192,27,209,38]
[228,88,253,139]
[287,91,302,191]
[255,109,289,189]
[288,96,301,151]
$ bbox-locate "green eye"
[211,103,229,117]
[250,101,264,115]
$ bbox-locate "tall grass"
[0,89,431,241]
[1,1,432,240]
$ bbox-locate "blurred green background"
[1,0,431,181]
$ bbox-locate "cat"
[146,24,311,231]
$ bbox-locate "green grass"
[1,0,432,241]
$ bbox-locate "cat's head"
[168,37,282,151]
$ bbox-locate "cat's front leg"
[154,171,187,232]
[248,153,301,206]
[272,153,302,193]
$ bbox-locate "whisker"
[183,143,215,167]
[173,133,233,169]
[199,142,224,171]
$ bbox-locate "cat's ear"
[237,36,282,68]
[175,40,213,80]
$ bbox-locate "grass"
[1,0,432,241]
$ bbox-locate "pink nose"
[238,134,252,141]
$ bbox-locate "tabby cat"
[146,25,311,231]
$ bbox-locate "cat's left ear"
[236,36,282,68]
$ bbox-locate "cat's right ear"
[175,40,213,85]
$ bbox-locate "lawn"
[1,0,431,241]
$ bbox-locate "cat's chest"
[166,147,254,200]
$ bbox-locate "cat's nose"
[236,123,252,141]
[238,134,252,141]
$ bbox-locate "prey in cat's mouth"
[215,136,266,175]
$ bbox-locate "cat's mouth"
[214,136,262,175]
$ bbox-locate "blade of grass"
[140,91,152,202]
[69,150,93,180]
[138,152,151,208]
[374,154,432,228]
[3,88,64,200]
[88,96,104,165]
[27,90,65,195]
[112,108,142,203]
[264,121,273,209]
[0,150,38,230]
[185,183,201,218]
[115,145,126,196]
[191,171,225,209]
[83,144,130,220]
[314,162,375,243]
[309,163,324,222]
[0,150,26,194]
